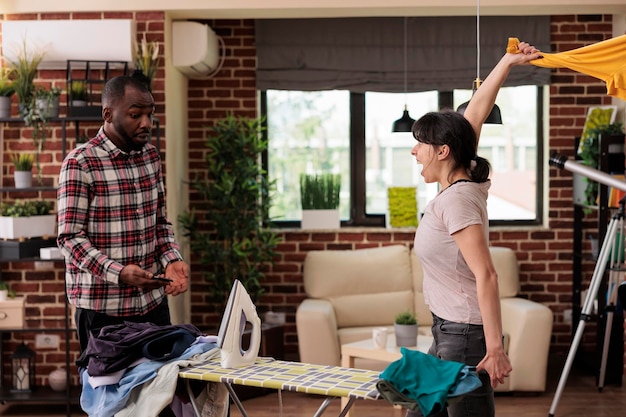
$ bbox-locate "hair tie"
[469,157,477,171]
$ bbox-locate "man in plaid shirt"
[57,75,189,353]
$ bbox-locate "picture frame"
[577,105,618,154]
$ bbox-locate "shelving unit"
[572,133,625,386]
[0,294,77,416]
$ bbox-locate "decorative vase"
[0,96,11,119]
[394,323,418,347]
[48,368,67,392]
[13,171,33,189]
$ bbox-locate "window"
[263,85,543,227]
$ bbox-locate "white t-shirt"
[413,180,490,325]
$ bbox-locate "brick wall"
[0,12,622,387]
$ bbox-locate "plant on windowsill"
[299,173,341,229]
[10,153,34,189]
[0,200,55,240]
[394,310,418,347]
[178,113,281,308]
[578,122,626,209]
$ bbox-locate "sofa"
[296,244,554,392]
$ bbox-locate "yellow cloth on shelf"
[507,35,626,101]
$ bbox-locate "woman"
[408,41,541,417]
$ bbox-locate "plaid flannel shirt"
[57,128,183,316]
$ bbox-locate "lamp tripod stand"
[548,197,626,417]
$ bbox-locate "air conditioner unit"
[2,20,135,70]
[172,21,221,78]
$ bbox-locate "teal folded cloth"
[377,348,482,416]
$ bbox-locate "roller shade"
[256,16,551,92]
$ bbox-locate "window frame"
[261,87,545,228]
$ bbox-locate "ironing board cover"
[179,357,381,400]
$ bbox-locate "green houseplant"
[22,86,61,185]
[10,153,34,189]
[178,114,281,307]
[578,122,625,207]
[0,67,15,119]
[299,173,341,229]
[394,310,418,347]
[0,200,55,240]
[68,80,88,103]
[5,38,45,115]
[0,281,16,301]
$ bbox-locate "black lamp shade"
[392,109,416,133]
[456,100,502,125]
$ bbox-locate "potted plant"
[5,38,45,116]
[33,85,61,119]
[134,33,160,91]
[0,200,55,240]
[0,281,16,301]
[299,173,341,229]
[10,153,33,189]
[0,67,15,119]
[578,122,625,207]
[67,80,88,107]
[394,310,418,347]
[178,114,281,308]
[21,86,61,185]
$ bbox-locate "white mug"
[372,327,388,349]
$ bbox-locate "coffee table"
[340,333,434,416]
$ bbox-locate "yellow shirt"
[508,35,626,100]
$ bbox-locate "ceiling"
[2,0,626,18]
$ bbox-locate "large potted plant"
[299,173,341,229]
[0,67,15,119]
[178,114,281,307]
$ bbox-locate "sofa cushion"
[304,245,415,328]
[303,245,413,298]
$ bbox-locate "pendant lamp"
[392,17,415,133]
[456,0,502,124]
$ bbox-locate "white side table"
[340,333,434,417]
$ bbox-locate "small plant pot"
[36,97,60,119]
[13,171,33,189]
[0,96,11,119]
[0,290,8,301]
[394,323,418,347]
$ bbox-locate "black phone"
[152,275,173,283]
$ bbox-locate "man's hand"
[163,261,189,296]
[119,264,168,290]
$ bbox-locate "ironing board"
[179,356,382,417]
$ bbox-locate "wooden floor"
[0,356,623,416]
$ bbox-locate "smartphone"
[152,275,173,283]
